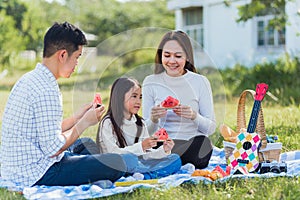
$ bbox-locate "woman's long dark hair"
[154,30,196,74]
[96,77,143,148]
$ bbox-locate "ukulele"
[228,83,269,172]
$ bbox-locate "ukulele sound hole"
[243,141,252,150]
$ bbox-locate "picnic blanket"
[1,147,300,200]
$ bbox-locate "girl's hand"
[163,138,174,153]
[173,105,197,120]
[142,137,158,151]
[150,105,167,123]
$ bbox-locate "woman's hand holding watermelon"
[173,105,197,120]
[150,105,167,123]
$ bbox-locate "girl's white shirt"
[97,115,169,160]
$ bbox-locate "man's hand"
[53,104,106,158]
[82,103,106,126]
[73,103,93,123]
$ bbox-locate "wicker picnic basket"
[223,89,282,162]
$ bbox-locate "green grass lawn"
[0,87,300,199]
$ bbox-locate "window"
[256,17,286,48]
[256,16,285,48]
[182,7,203,48]
[254,0,285,48]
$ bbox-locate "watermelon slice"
[93,93,102,108]
[161,96,179,108]
[153,128,169,141]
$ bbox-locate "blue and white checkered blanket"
[1,147,300,200]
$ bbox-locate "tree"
[21,0,53,52]
[0,10,24,70]
[224,0,291,31]
[0,0,175,70]
[0,0,27,31]
[64,0,174,44]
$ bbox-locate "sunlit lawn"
[0,81,300,199]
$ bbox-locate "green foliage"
[0,0,174,71]
[21,1,51,51]
[0,0,27,31]
[121,49,156,69]
[77,0,174,44]
[0,10,24,70]
[227,0,292,31]
[0,0,31,69]
[221,55,300,106]
[236,0,266,22]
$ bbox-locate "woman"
[142,30,216,169]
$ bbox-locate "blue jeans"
[34,152,138,186]
[34,138,138,186]
[35,138,181,185]
[73,138,181,180]
[67,138,181,179]
[67,137,100,155]
[134,154,182,180]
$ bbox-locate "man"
[1,22,134,187]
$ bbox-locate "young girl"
[96,77,181,179]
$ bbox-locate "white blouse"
[142,70,216,140]
[97,115,169,160]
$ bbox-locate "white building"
[167,0,300,68]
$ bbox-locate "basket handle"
[236,89,267,149]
